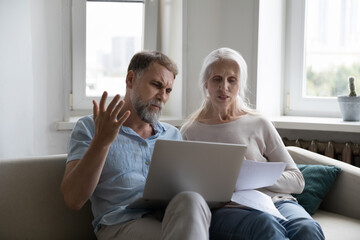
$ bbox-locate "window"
[71,0,158,110]
[284,0,360,117]
[86,1,143,97]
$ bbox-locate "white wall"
[183,0,260,116]
[0,0,70,159]
[256,0,285,117]
[159,0,183,118]
[0,0,34,158]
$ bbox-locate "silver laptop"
[127,139,247,209]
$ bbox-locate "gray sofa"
[287,146,360,239]
[0,154,96,240]
[1,147,360,239]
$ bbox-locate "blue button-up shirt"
[67,115,182,232]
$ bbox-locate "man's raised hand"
[92,91,131,147]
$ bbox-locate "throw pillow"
[293,164,341,215]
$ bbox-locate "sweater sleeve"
[265,144,305,194]
[262,118,305,194]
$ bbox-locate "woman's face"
[205,59,241,108]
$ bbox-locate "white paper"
[230,189,287,220]
[235,160,286,191]
[228,160,288,220]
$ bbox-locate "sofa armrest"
[0,155,96,240]
[287,146,360,220]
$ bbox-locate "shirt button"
[145,161,149,165]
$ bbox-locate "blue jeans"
[209,200,325,240]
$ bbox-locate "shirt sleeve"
[67,116,95,163]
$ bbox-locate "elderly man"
[61,51,211,240]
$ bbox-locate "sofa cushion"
[293,164,341,215]
[313,210,360,240]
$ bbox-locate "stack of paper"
[228,160,287,220]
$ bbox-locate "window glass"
[86,1,143,97]
[305,0,360,97]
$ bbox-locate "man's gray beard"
[131,94,163,125]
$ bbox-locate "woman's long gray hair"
[183,48,255,127]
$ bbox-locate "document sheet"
[228,160,287,220]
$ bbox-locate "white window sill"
[271,116,360,133]
[57,115,360,133]
[56,116,184,131]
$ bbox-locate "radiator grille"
[283,138,360,167]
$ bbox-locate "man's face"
[130,62,174,124]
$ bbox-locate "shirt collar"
[120,121,166,138]
[152,121,166,134]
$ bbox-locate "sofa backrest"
[287,146,360,220]
[0,154,96,240]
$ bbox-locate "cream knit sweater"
[180,114,305,202]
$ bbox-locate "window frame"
[284,0,342,118]
[71,0,158,111]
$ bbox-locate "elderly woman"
[180,48,324,240]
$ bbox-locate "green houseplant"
[337,76,360,121]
